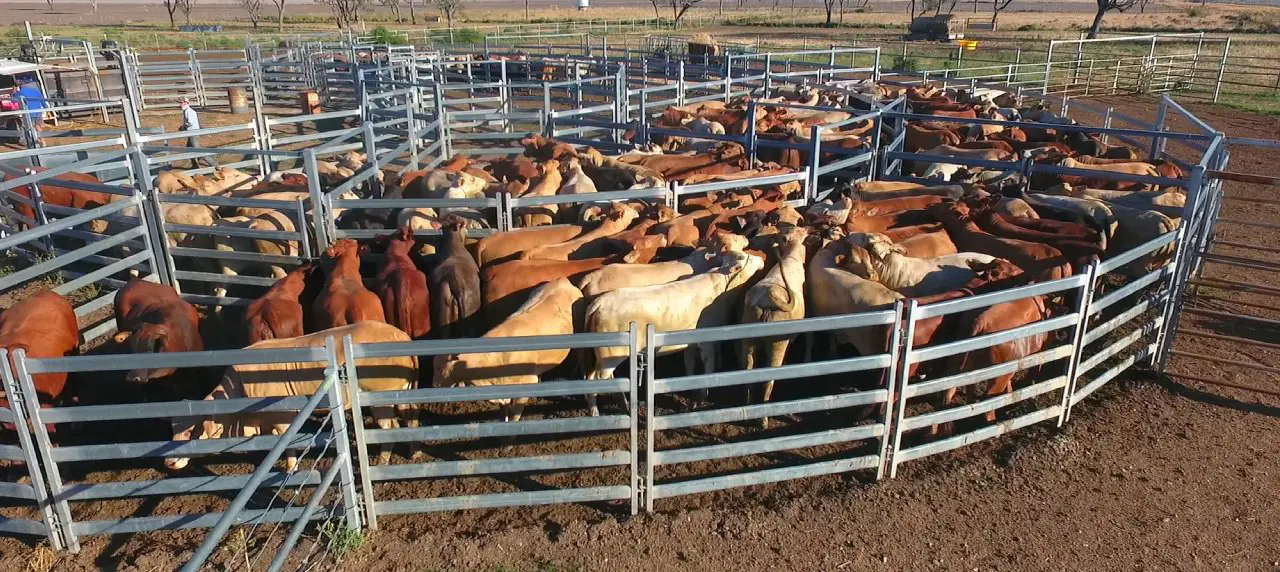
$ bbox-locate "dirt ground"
[2,96,1280,572]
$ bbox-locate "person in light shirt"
[179,97,211,168]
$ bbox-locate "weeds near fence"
[317,521,364,560]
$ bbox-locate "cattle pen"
[0,42,1236,570]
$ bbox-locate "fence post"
[1213,37,1230,103]
[627,322,640,516]
[1101,107,1114,145]
[886,299,918,479]
[0,350,66,552]
[9,350,80,553]
[321,335,364,531]
[642,323,657,512]
[1059,261,1098,426]
[302,149,331,252]
[763,53,773,99]
[676,61,686,107]
[806,125,821,202]
[876,301,906,480]
[433,82,451,160]
[615,66,627,145]
[1156,166,1205,372]
[501,188,514,231]
[500,60,512,133]
[406,83,420,172]
[336,334,377,531]
[124,108,177,289]
[362,122,382,198]
[1149,97,1167,161]
[1043,41,1055,95]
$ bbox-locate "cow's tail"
[760,243,796,313]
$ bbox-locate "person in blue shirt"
[179,97,211,168]
[15,79,45,146]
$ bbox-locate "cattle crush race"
[0,34,1266,570]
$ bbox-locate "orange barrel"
[227,86,249,113]
[300,90,322,115]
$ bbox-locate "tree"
[46,0,53,9]
[270,0,287,32]
[380,0,404,21]
[1136,0,1154,13]
[239,0,264,28]
[407,0,417,24]
[316,0,368,28]
[162,0,183,28]
[180,0,194,25]
[650,0,703,27]
[1088,0,1138,39]
[432,0,463,29]
[990,0,1014,26]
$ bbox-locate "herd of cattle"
[0,81,1188,472]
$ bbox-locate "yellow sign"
[958,40,979,51]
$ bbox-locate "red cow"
[314,239,386,331]
[3,167,119,229]
[374,227,431,339]
[244,263,314,344]
[0,292,79,412]
[112,280,204,385]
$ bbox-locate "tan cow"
[211,211,298,301]
[433,278,582,421]
[740,229,808,425]
[576,248,718,297]
[167,321,419,471]
[582,250,764,415]
[807,238,903,357]
[154,167,259,196]
[474,225,584,266]
[519,204,639,261]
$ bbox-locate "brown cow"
[474,225,584,267]
[844,209,936,234]
[930,202,1070,282]
[651,209,720,248]
[3,167,122,233]
[945,293,1052,430]
[521,134,579,162]
[374,227,431,339]
[314,239,385,331]
[520,204,639,261]
[618,143,749,182]
[429,217,482,339]
[0,292,79,412]
[852,195,946,217]
[482,257,609,323]
[112,280,204,387]
[973,207,1104,262]
[906,123,961,152]
[244,263,313,344]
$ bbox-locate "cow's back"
[226,322,417,399]
[0,292,79,401]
